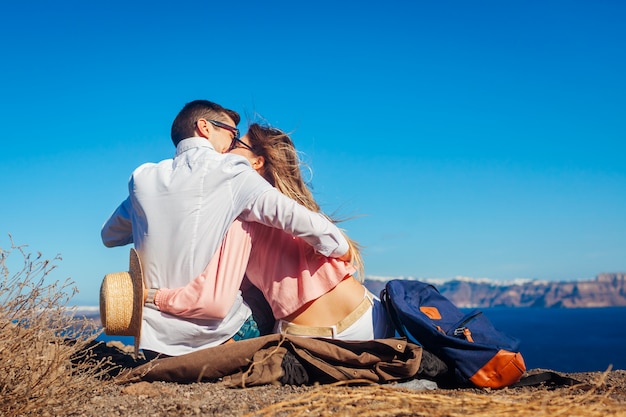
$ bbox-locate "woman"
[146,123,394,340]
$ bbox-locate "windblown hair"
[170,100,240,146]
[246,123,365,280]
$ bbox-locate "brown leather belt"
[278,291,374,338]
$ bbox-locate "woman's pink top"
[156,220,355,320]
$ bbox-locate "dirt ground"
[69,341,626,417]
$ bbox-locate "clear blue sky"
[1,1,624,305]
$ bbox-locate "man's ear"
[195,119,211,139]
[252,155,265,170]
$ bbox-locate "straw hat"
[99,247,144,357]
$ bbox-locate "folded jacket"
[120,334,424,387]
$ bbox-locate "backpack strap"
[510,371,581,388]
[380,288,408,340]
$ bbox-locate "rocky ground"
[68,341,626,417]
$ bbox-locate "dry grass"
[247,372,626,417]
[0,237,114,416]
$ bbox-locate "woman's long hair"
[246,123,365,281]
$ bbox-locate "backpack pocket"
[448,310,483,342]
[444,310,526,388]
[449,310,521,350]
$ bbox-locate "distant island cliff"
[364,272,626,308]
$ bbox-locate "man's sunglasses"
[206,119,240,140]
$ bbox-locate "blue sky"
[1,1,624,305]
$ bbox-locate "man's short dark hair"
[170,100,241,146]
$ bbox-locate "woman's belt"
[278,291,374,338]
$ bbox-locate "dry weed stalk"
[0,237,113,416]
[246,371,625,417]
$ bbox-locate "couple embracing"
[101,99,394,360]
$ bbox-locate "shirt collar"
[175,137,215,156]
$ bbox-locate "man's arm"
[101,197,133,247]
[239,188,350,259]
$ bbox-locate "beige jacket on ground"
[121,335,423,387]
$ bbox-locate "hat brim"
[128,247,144,357]
[99,248,144,357]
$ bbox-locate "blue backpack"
[381,279,526,388]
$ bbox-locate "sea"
[479,307,626,373]
[95,307,626,373]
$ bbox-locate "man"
[101,100,349,357]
